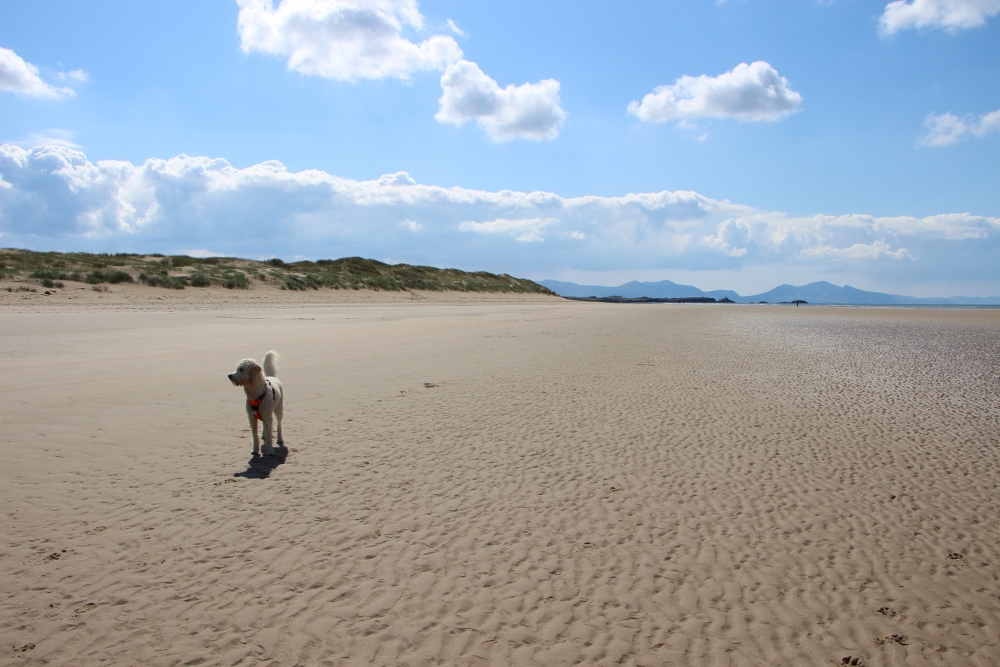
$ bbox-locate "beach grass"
[0,248,555,295]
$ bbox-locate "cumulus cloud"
[920,109,1000,146]
[236,1,565,141]
[2,144,997,288]
[701,219,751,257]
[459,217,557,242]
[436,60,567,142]
[0,46,75,99]
[800,240,914,261]
[236,0,462,80]
[628,61,802,123]
[880,0,1000,34]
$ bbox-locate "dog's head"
[227,358,262,386]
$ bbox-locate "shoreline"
[10,279,997,313]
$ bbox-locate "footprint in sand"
[946,552,963,560]
[423,383,438,388]
[841,656,863,666]
[875,634,907,646]
[875,606,897,617]
[74,602,97,614]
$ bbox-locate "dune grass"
[0,249,555,295]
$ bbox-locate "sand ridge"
[2,301,999,666]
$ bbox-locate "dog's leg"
[261,414,275,456]
[275,395,284,446]
[247,403,260,457]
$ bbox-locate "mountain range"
[538,279,1000,306]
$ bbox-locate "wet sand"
[2,290,999,666]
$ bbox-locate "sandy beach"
[2,285,999,666]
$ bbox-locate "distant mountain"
[744,281,1000,305]
[539,279,741,301]
[540,278,1000,305]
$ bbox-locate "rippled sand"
[2,299,999,666]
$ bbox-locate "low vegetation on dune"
[0,248,555,295]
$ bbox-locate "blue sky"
[1,0,998,296]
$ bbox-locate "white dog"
[227,351,284,457]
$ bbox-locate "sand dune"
[2,294,999,666]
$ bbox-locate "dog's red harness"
[249,381,273,421]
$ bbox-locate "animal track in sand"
[875,606,897,617]
[947,552,964,560]
[874,634,907,646]
[74,602,96,614]
[423,382,438,388]
[841,656,863,666]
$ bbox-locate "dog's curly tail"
[263,350,280,378]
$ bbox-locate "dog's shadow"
[234,445,289,479]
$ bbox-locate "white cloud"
[436,60,567,142]
[236,0,462,81]
[5,129,81,149]
[378,171,416,186]
[701,219,751,257]
[1,144,997,290]
[58,69,89,83]
[982,109,1000,133]
[920,108,1000,146]
[180,248,227,258]
[236,1,564,142]
[628,61,802,123]
[0,47,75,99]
[459,217,557,242]
[880,0,1000,34]
[799,240,913,261]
